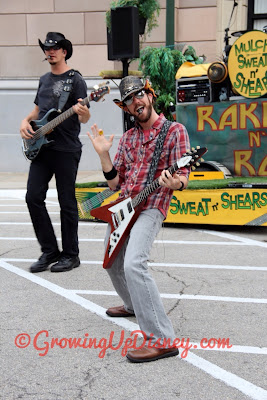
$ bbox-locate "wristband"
[178,181,185,191]
[103,166,117,180]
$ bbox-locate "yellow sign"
[167,188,267,226]
[228,30,267,98]
[76,187,267,227]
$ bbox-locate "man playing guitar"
[20,32,90,273]
[88,76,191,363]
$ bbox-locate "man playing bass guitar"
[88,76,191,363]
[20,32,90,273]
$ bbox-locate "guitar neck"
[131,148,207,209]
[41,97,90,136]
[82,188,116,212]
[132,163,178,209]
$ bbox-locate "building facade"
[1,0,265,172]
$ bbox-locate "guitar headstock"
[177,147,208,169]
[90,83,110,102]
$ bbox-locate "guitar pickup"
[111,212,120,229]
[127,202,133,213]
[119,209,125,221]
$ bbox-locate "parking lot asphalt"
[0,172,267,400]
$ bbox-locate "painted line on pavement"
[196,228,267,248]
[0,236,261,245]
[0,204,59,207]
[71,289,267,304]
[0,189,57,198]
[0,212,60,215]
[2,258,266,272]
[1,260,266,400]
[0,222,102,227]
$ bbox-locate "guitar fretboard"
[82,188,116,212]
[132,162,179,208]
[33,97,90,141]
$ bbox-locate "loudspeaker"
[107,6,140,60]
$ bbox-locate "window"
[247,0,267,31]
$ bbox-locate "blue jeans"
[105,208,176,345]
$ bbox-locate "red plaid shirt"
[113,114,191,218]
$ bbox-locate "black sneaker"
[30,251,61,273]
[50,256,80,272]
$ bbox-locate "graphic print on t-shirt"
[53,80,64,98]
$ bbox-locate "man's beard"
[132,100,153,123]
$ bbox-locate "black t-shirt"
[34,70,88,152]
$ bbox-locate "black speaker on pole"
[107,6,140,60]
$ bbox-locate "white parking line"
[0,189,57,198]
[2,258,267,272]
[196,228,267,248]
[0,236,264,245]
[0,212,60,215]
[71,289,267,304]
[0,237,103,242]
[1,260,266,400]
[184,352,267,400]
[0,203,58,207]
[0,222,102,226]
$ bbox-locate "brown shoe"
[106,305,135,317]
[126,346,179,363]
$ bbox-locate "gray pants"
[105,208,176,344]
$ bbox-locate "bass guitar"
[90,147,207,269]
[22,84,110,161]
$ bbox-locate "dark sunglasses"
[44,45,61,51]
[124,90,145,106]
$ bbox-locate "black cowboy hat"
[38,32,73,60]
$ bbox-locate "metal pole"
[122,58,131,132]
[166,0,175,47]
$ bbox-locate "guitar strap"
[57,69,75,113]
[146,120,172,185]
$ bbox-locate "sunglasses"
[124,90,145,106]
[44,45,61,51]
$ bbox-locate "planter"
[139,17,147,34]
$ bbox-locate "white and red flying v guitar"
[91,147,208,269]
[22,84,110,161]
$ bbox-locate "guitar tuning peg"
[196,145,200,149]
[191,147,195,151]
[191,165,196,170]
[200,158,204,162]
[195,162,200,166]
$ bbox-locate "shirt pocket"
[124,144,135,164]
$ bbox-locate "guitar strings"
[80,189,115,212]
[24,86,108,150]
